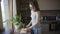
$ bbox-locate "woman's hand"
[24,27,31,31]
[26,25,29,28]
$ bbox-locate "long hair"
[29,0,40,11]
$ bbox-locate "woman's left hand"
[24,27,31,31]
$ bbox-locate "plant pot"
[15,25,19,29]
[14,25,20,32]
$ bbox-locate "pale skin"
[24,4,40,31]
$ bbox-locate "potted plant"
[13,15,20,29]
[13,15,26,33]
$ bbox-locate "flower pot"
[14,25,20,32]
[15,25,19,29]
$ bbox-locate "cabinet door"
[49,24,56,31]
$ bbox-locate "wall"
[40,10,60,16]
[37,0,60,10]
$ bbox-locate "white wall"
[37,0,60,10]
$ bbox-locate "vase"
[14,25,20,34]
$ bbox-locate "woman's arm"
[29,11,40,29]
[26,21,32,27]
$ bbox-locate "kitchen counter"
[41,20,57,24]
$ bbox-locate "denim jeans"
[31,26,41,34]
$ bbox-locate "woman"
[25,1,41,34]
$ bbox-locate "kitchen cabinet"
[41,16,60,31]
